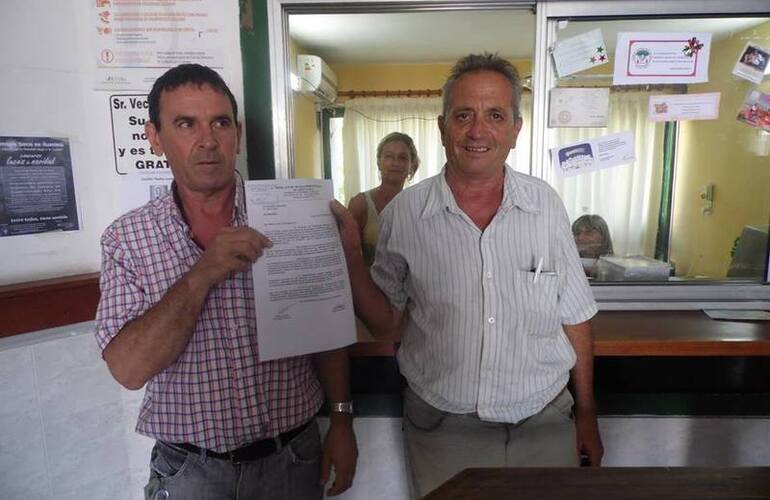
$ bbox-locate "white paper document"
[732,42,769,85]
[552,29,609,78]
[549,88,610,128]
[648,92,721,122]
[246,179,356,361]
[550,131,636,178]
[613,32,711,85]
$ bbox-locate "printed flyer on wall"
[550,131,636,178]
[107,94,174,212]
[648,93,721,122]
[551,29,609,78]
[549,88,610,128]
[613,32,711,85]
[736,90,770,132]
[91,0,232,91]
[732,42,769,85]
[0,137,79,237]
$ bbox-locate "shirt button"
[486,271,493,279]
[488,317,496,324]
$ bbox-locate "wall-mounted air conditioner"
[297,54,338,104]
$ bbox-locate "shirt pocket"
[512,269,560,338]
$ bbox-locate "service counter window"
[539,11,770,285]
[269,0,769,308]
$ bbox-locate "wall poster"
[91,0,228,91]
[109,94,173,212]
[0,137,79,237]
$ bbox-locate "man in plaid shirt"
[95,64,357,499]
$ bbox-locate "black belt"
[168,420,312,464]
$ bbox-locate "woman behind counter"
[572,214,614,276]
[348,132,420,266]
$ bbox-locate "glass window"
[544,16,770,283]
[287,9,536,203]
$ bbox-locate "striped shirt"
[371,165,597,423]
[95,181,323,452]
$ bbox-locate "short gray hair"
[442,53,522,120]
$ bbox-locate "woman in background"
[572,214,614,276]
[348,132,420,266]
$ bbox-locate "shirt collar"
[421,163,539,219]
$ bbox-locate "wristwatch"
[329,401,354,414]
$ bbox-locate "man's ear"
[145,121,164,157]
[438,115,446,147]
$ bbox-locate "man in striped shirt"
[332,53,603,497]
[95,64,356,499]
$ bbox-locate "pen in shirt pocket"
[531,257,557,283]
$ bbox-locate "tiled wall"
[2,323,769,500]
[0,325,152,500]
[0,324,409,500]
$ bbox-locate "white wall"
[0,0,245,286]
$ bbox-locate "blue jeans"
[144,420,323,500]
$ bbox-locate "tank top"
[362,190,380,267]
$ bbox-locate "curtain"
[340,97,444,203]
[338,94,535,203]
[336,92,662,258]
[544,92,666,257]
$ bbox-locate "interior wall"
[332,60,533,94]
[290,39,323,179]
[670,21,770,278]
[0,0,245,286]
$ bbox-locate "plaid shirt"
[95,181,323,452]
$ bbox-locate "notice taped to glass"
[0,137,79,237]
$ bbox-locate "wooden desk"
[426,467,770,500]
[349,311,770,358]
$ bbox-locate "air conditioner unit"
[297,54,338,104]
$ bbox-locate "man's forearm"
[346,249,404,340]
[103,270,211,389]
[563,319,604,465]
[314,347,353,425]
[563,320,597,410]
[331,200,404,340]
[314,346,358,495]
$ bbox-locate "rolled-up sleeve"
[94,225,148,353]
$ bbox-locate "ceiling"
[289,11,768,65]
[289,10,536,64]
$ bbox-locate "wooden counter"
[425,467,770,500]
[592,310,770,356]
[2,274,768,358]
[0,273,100,338]
[350,311,770,357]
